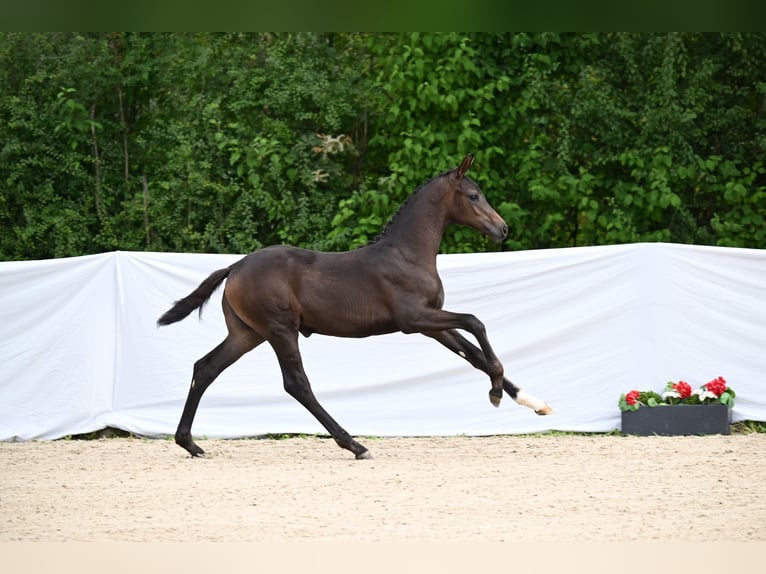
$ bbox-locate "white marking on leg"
[191,379,196,389]
[514,389,547,412]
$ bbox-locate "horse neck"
[376,179,450,261]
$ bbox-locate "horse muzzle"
[489,221,509,243]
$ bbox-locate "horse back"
[223,244,442,339]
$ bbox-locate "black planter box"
[621,404,732,436]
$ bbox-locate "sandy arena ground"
[1,434,765,543]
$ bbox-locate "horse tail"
[157,265,234,326]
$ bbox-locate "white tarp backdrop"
[1,243,764,442]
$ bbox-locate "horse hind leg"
[270,333,372,460]
[175,332,262,457]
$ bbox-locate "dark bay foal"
[158,154,552,459]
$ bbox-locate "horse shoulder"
[369,251,445,309]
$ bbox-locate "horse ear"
[456,154,475,179]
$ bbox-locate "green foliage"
[731,420,766,434]
[720,391,735,406]
[619,391,664,412]
[1,33,765,260]
[619,379,736,412]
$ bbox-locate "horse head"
[448,154,509,243]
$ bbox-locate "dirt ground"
[1,434,765,543]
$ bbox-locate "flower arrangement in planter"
[619,376,735,412]
[619,377,735,436]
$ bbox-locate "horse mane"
[367,187,422,245]
[366,169,458,246]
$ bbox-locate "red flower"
[705,376,728,397]
[674,381,692,399]
[625,390,640,406]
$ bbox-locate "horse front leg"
[424,330,553,415]
[397,309,506,405]
[270,335,372,460]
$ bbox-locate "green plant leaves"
[2,33,766,260]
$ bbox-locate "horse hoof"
[489,391,502,408]
[356,450,373,460]
[535,404,554,415]
[178,441,205,458]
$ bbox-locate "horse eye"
[469,193,479,201]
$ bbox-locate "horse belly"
[298,289,397,338]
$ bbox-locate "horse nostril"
[501,224,509,237]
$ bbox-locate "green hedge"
[1,33,764,260]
